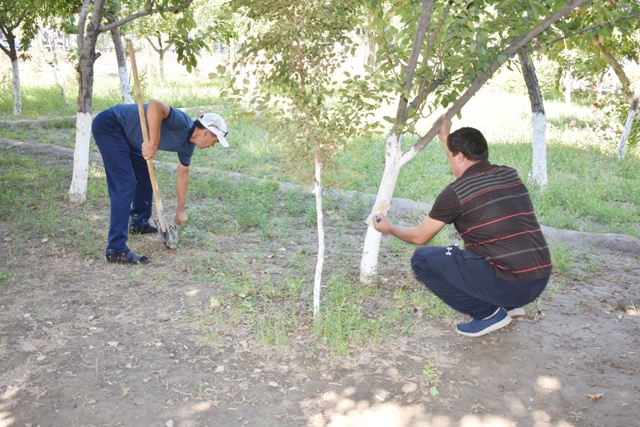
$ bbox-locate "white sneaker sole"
[507,307,526,317]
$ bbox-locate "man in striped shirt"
[373,115,551,337]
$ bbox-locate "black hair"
[446,127,489,161]
[194,119,206,130]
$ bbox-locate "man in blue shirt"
[92,99,229,264]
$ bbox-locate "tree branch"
[395,0,434,125]
[534,11,640,51]
[592,33,633,94]
[77,0,92,52]
[5,5,29,29]
[407,76,445,112]
[406,2,452,114]
[98,0,193,33]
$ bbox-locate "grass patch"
[0,151,69,227]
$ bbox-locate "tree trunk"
[618,84,640,159]
[1,31,21,116]
[366,13,376,69]
[312,152,325,317]
[228,39,237,69]
[49,42,68,104]
[109,18,134,104]
[36,30,46,74]
[360,133,404,283]
[11,58,21,116]
[361,1,434,282]
[147,34,168,86]
[303,106,324,315]
[519,50,547,189]
[563,66,573,105]
[159,51,166,86]
[592,34,632,95]
[69,0,104,203]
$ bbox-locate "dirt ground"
[1,138,640,427]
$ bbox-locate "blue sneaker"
[456,308,511,337]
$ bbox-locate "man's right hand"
[175,208,188,228]
[372,213,392,234]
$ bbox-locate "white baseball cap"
[197,113,229,147]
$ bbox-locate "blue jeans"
[411,245,548,319]
[92,109,153,254]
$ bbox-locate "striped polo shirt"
[429,160,552,282]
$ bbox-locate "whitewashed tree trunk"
[563,68,573,105]
[312,158,325,317]
[531,112,547,187]
[618,85,640,159]
[69,112,93,203]
[227,39,237,69]
[360,0,434,283]
[360,133,403,283]
[519,50,547,189]
[37,30,47,73]
[11,59,21,116]
[117,62,134,103]
[69,0,102,203]
[159,52,166,86]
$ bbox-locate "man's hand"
[142,142,158,160]
[175,209,188,228]
[372,213,392,234]
[438,114,452,144]
[373,213,446,246]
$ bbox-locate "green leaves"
[543,0,640,87]
[167,17,212,72]
[225,0,367,175]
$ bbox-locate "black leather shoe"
[129,224,158,235]
[106,250,150,264]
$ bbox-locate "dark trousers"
[92,109,153,254]
[411,245,548,319]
